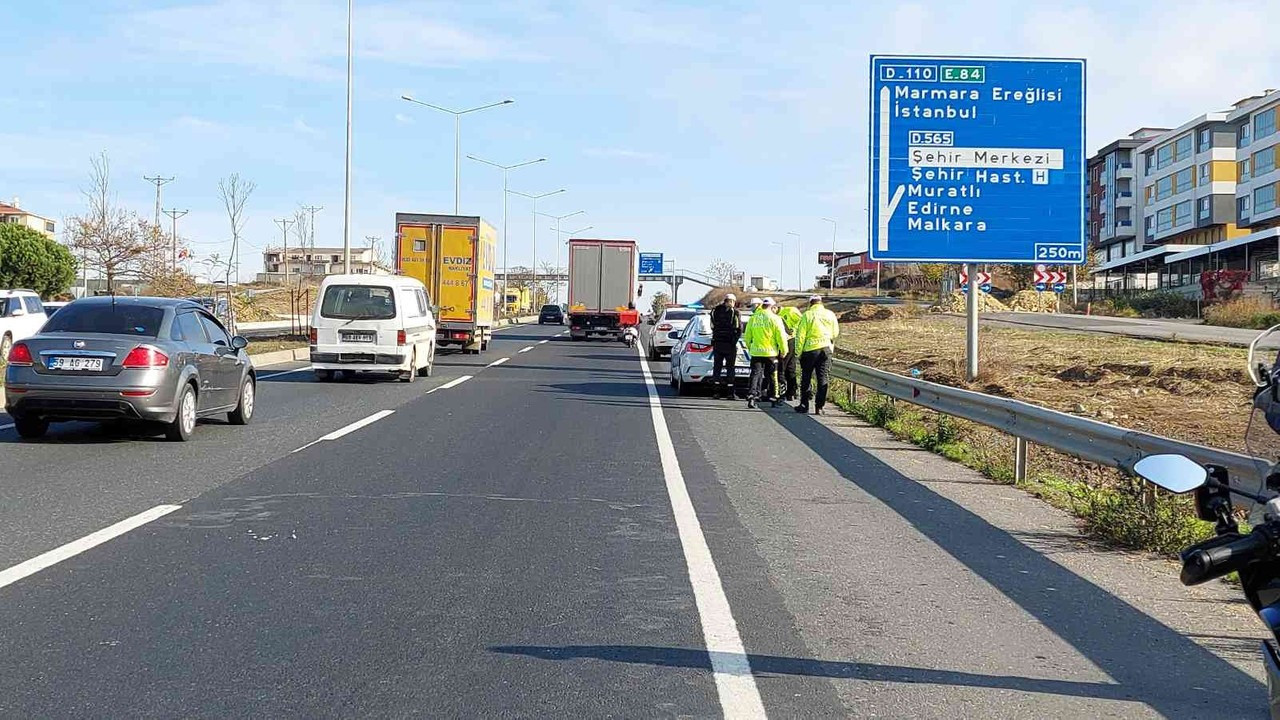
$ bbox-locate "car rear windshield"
[42,303,165,336]
[320,285,397,320]
[541,305,561,312]
[663,309,697,321]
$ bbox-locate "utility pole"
[274,217,296,287]
[143,175,175,232]
[162,208,189,271]
[301,205,323,253]
[365,235,382,271]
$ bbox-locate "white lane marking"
[292,409,395,453]
[259,365,314,380]
[635,342,767,718]
[487,357,510,368]
[538,340,549,345]
[0,504,182,591]
[0,423,13,432]
[518,346,534,354]
[437,375,473,390]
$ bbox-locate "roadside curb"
[249,347,310,368]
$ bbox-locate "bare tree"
[65,152,166,292]
[218,173,256,287]
[705,258,739,286]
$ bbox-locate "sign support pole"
[965,263,979,382]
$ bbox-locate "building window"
[1257,108,1277,141]
[1257,184,1278,214]
[1157,206,1174,232]
[1144,150,1155,173]
[1198,196,1210,219]
[44,221,55,233]
[1155,144,1173,170]
[1199,128,1212,152]
[1175,134,1192,161]
[1199,162,1210,184]
[1240,123,1253,148]
[1255,147,1277,177]
[1174,200,1194,227]
[1156,175,1174,200]
[1240,195,1252,218]
[1175,167,1193,192]
[1241,157,1253,182]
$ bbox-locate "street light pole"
[509,188,565,306]
[342,0,353,274]
[822,217,837,290]
[402,95,515,214]
[468,155,546,296]
[537,210,585,304]
[787,231,801,291]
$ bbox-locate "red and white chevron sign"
[959,270,991,287]
[1034,265,1067,285]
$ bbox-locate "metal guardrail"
[831,358,1270,501]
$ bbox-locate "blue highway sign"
[639,252,664,275]
[868,56,1086,264]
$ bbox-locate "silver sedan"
[4,296,256,441]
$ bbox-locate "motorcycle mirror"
[1247,323,1280,387]
[1133,454,1208,494]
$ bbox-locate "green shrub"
[1126,291,1199,318]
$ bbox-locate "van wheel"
[14,416,48,439]
[400,350,418,383]
[418,345,435,377]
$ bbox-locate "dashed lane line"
[292,409,396,453]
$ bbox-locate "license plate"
[341,331,376,343]
[49,357,104,371]
[736,368,751,376]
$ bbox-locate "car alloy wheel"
[167,385,197,441]
[230,377,255,425]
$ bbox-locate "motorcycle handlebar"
[1181,529,1273,585]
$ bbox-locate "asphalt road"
[0,323,1266,717]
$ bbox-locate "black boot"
[795,405,809,414]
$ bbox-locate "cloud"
[583,147,663,163]
[117,0,537,80]
[173,115,225,132]
[394,113,414,125]
[292,118,322,138]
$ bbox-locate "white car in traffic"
[646,307,699,360]
[667,312,750,395]
[0,289,49,360]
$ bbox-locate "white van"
[0,289,49,359]
[309,274,437,383]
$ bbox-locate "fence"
[831,358,1269,505]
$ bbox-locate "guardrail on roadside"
[831,358,1269,502]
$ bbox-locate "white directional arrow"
[877,86,905,253]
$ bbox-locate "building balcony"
[1116,165,1135,179]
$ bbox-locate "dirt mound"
[931,291,1007,314]
[1007,290,1059,313]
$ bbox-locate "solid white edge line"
[437,375,473,390]
[258,365,314,380]
[487,357,510,367]
[0,504,182,591]
[518,346,534,353]
[634,343,767,718]
[319,409,395,441]
[0,423,13,432]
[538,340,549,345]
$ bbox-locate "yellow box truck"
[395,213,496,354]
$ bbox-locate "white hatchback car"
[646,307,700,360]
[667,312,750,396]
[0,289,49,360]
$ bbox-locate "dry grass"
[838,315,1252,453]
[246,339,308,355]
[1204,299,1280,329]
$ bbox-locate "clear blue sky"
[2,1,1277,289]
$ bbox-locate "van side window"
[401,289,422,318]
[24,296,44,314]
[416,289,429,317]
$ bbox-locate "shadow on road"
[751,410,1263,716]
[491,644,1138,702]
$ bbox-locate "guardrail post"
[1014,437,1028,482]
[848,381,857,406]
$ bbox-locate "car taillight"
[6,342,33,366]
[688,342,713,353]
[122,346,169,368]
[120,389,157,397]
[657,323,672,331]
[309,327,317,344]
[397,330,407,346]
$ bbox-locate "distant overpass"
[638,267,722,303]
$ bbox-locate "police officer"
[743,297,788,408]
[794,294,840,415]
[709,293,742,400]
[776,303,802,401]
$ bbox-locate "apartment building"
[1088,128,1166,266]
[257,246,391,283]
[1233,90,1280,233]
[0,198,56,238]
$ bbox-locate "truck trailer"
[567,238,637,341]
[395,213,496,354]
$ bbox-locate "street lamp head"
[502,99,515,105]
[822,217,837,224]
